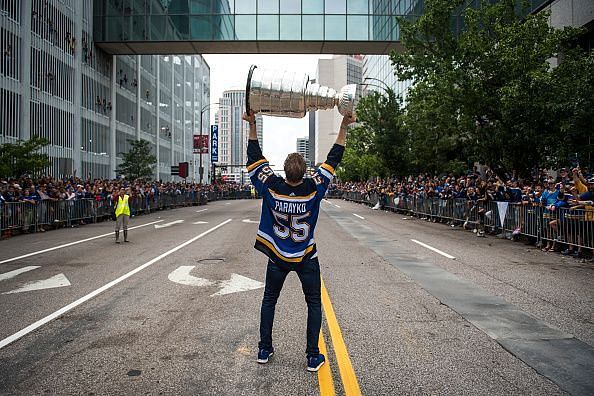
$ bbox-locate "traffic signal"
[179,162,189,178]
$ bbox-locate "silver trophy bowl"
[246,65,357,118]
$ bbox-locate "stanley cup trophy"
[245,65,358,118]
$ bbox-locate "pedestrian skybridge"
[93,0,422,54]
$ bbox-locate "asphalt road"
[0,198,592,395]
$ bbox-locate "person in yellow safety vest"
[114,187,131,243]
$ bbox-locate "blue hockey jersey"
[247,139,344,265]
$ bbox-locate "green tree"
[389,0,588,177]
[404,80,473,176]
[116,139,157,180]
[0,136,51,178]
[337,126,387,181]
[340,86,408,180]
[547,48,594,170]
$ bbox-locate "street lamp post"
[363,77,392,92]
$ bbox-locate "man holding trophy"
[244,65,357,372]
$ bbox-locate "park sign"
[193,135,209,154]
[211,125,219,163]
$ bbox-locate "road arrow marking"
[0,219,232,351]
[192,221,209,224]
[242,219,259,224]
[168,266,263,296]
[0,266,40,282]
[168,266,213,287]
[154,220,184,229]
[196,209,208,213]
[3,274,71,294]
[211,273,264,296]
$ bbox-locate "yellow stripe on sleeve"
[320,163,335,174]
[247,159,268,172]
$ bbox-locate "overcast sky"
[203,54,333,169]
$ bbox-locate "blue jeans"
[259,257,321,357]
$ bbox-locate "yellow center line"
[317,329,336,396]
[320,277,362,396]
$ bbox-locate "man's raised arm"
[243,111,265,168]
[322,113,356,172]
[335,112,356,147]
[315,113,356,190]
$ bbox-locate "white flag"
[496,202,509,227]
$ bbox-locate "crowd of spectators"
[331,166,594,259]
[0,176,253,234]
[332,166,594,207]
[0,176,251,205]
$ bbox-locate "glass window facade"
[93,0,419,53]
[94,0,557,54]
[1,0,211,180]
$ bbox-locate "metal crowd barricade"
[1,202,28,232]
[334,191,592,252]
[0,189,260,237]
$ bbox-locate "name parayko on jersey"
[273,200,307,214]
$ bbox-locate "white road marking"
[0,266,40,282]
[352,213,365,220]
[3,274,71,295]
[242,219,259,224]
[211,273,264,296]
[322,199,332,204]
[0,218,232,350]
[192,221,209,224]
[334,204,341,208]
[411,239,456,260]
[225,202,231,205]
[0,220,164,265]
[196,209,208,213]
[168,266,212,287]
[154,220,184,229]
[168,266,264,296]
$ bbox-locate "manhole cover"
[127,369,142,377]
[196,258,225,265]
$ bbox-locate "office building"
[0,0,210,181]
[217,89,263,183]
[314,55,362,165]
[296,137,309,165]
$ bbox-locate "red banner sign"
[193,135,209,154]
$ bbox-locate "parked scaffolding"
[331,191,593,251]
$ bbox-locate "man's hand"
[341,112,356,126]
[335,112,355,147]
[243,111,258,140]
[242,111,256,124]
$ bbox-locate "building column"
[19,0,32,141]
[191,59,197,181]
[182,57,186,162]
[72,0,83,177]
[155,58,160,180]
[136,55,141,141]
[109,58,117,177]
[170,58,175,181]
